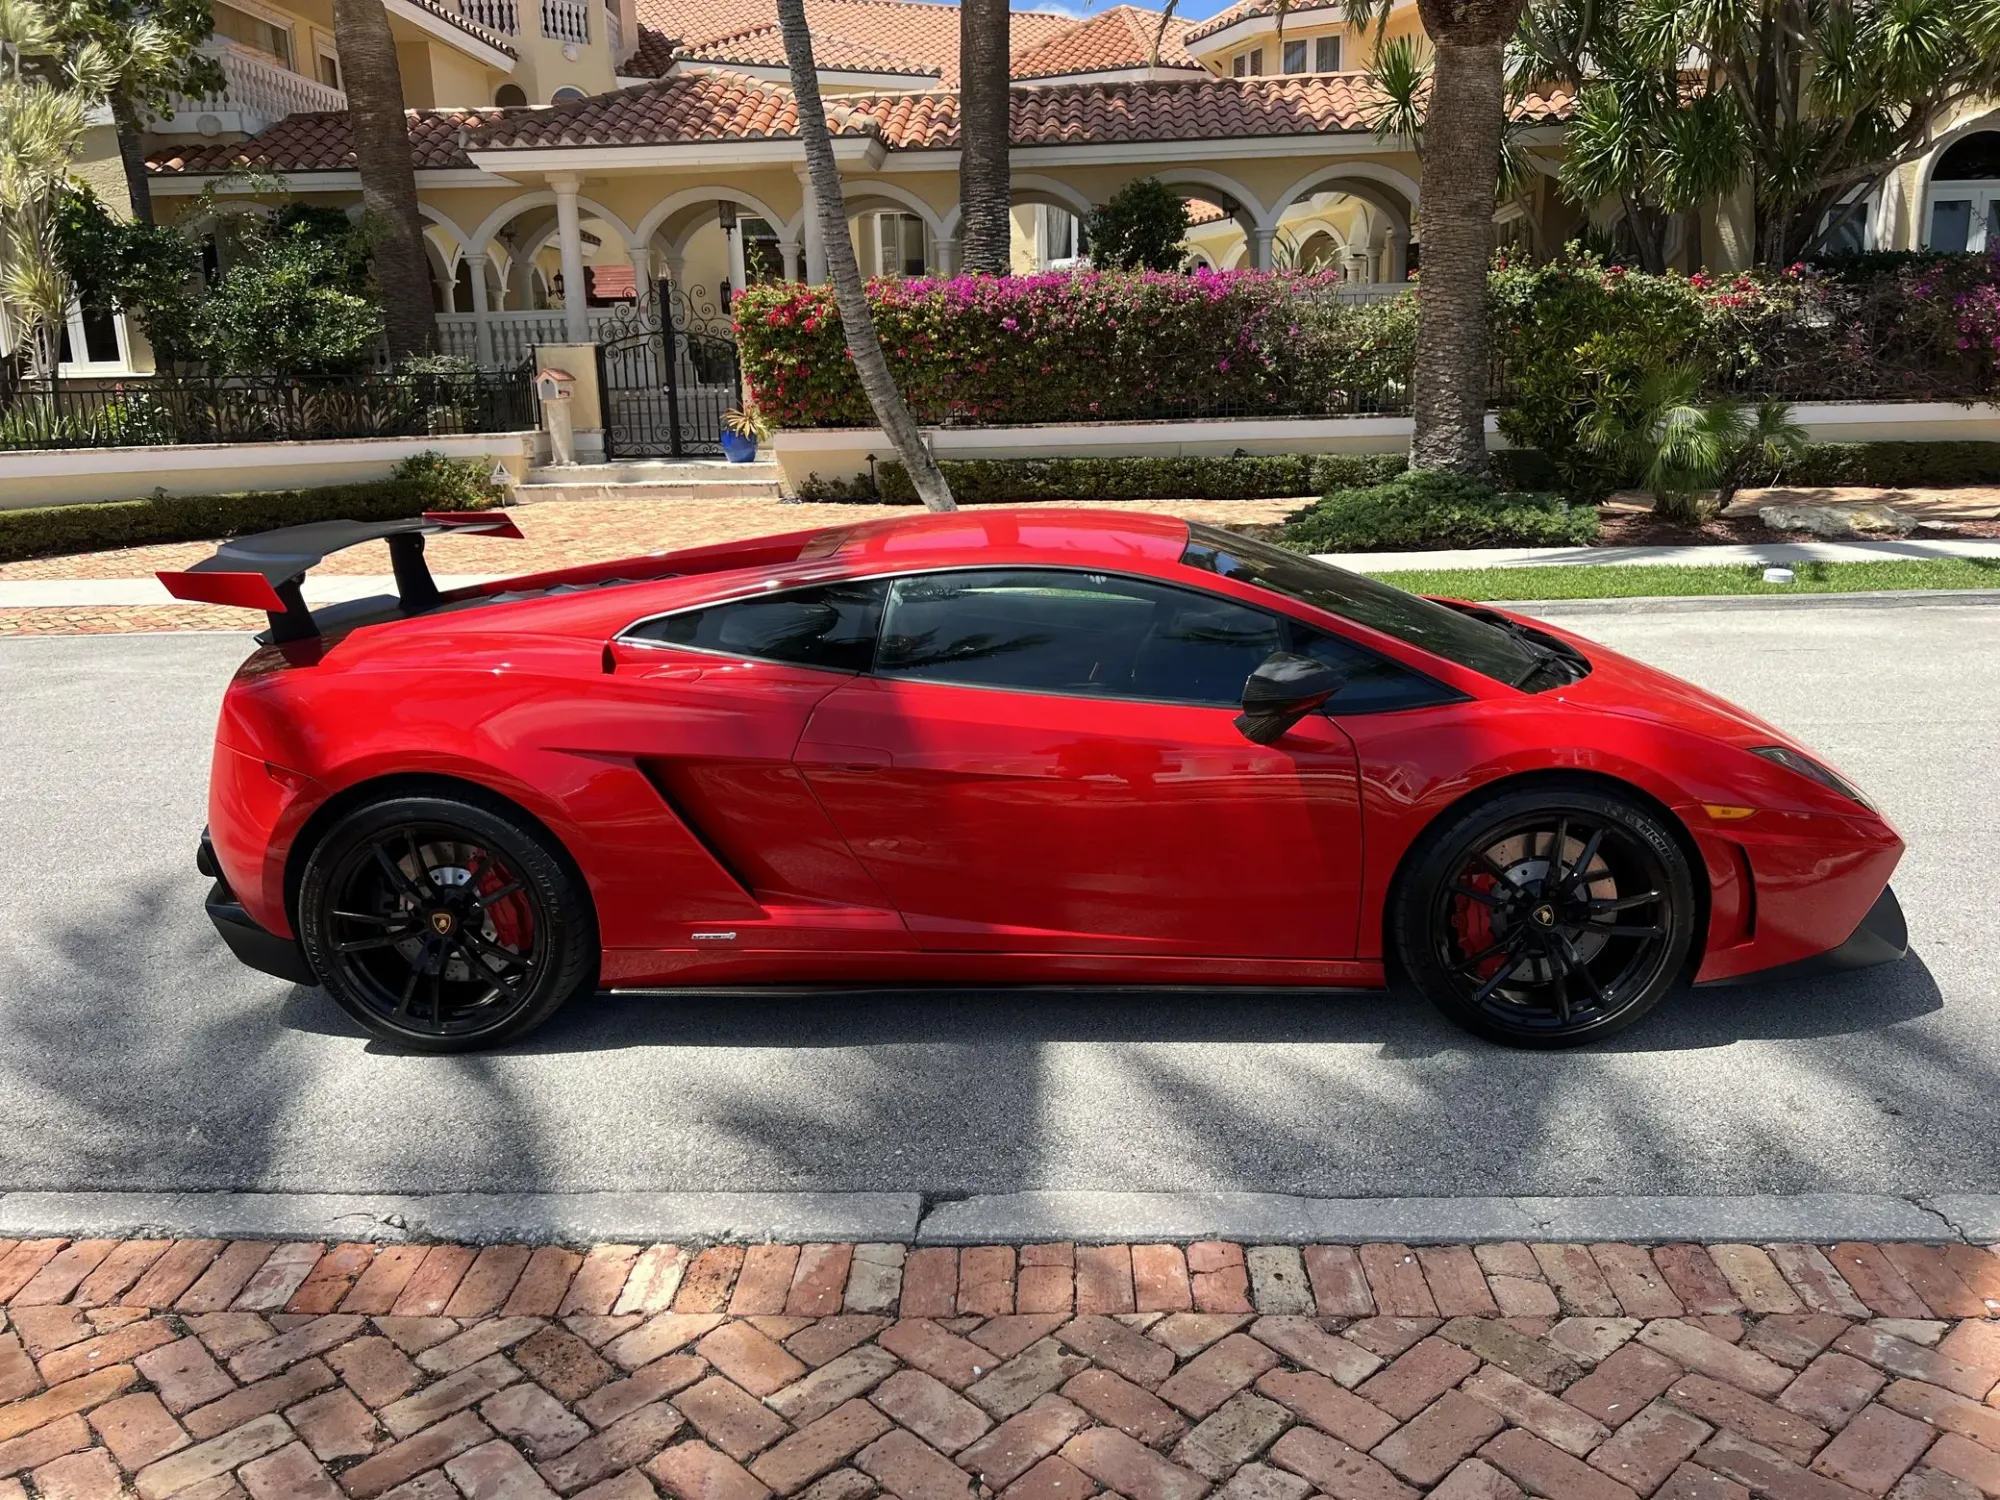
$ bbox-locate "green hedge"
[1278,471,1602,553]
[0,455,503,565]
[796,450,1560,504]
[1757,440,2000,488]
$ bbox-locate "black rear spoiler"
[157,511,522,642]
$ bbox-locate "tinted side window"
[625,580,886,672]
[1287,625,1464,714]
[876,569,1282,705]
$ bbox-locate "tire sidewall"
[298,793,596,1053]
[1394,784,1697,1048]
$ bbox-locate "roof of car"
[816,507,1193,564]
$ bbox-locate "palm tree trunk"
[958,0,1012,275]
[331,0,435,358]
[1407,6,1521,475]
[110,92,155,225]
[776,0,956,511]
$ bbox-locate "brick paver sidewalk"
[0,499,1303,636]
[1,1237,1997,1500]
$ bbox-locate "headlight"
[1750,745,1874,810]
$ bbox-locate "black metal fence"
[0,369,539,452]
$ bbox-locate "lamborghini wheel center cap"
[429,909,457,936]
[1530,904,1557,927]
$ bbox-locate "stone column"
[465,252,495,366]
[1385,225,1409,282]
[779,240,801,281]
[1249,226,1277,271]
[801,173,828,283]
[551,173,590,343]
[932,232,958,277]
[726,220,750,301]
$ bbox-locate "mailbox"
[535,367,575,401]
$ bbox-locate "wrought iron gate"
[597,286,740,458]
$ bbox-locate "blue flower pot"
[720,430,758,464]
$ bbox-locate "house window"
[742,217,784,283]
[550,85,586,102]
[1315,35,1339,70]
[315,45,340,89]
[58,302,127,370]
[1924,131,2000,252]
[872,213,927,277]
[1282,39,1306,73]
[211,2,293,67]
[1247,46,1264,74]
[1042,207,1088,267]
[1232,53,1246,76]
[495,83,527,105]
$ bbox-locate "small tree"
[1087,178,1190,272]
[1581,363,1808,522]
[53,0,220,224]
[194,212,383,375]
[53,183,203,363]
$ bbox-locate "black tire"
[298,792,597,1052]
[1393,783,1696,1047]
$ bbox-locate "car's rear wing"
[157,511,523,642]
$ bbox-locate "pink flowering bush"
[734,268,1416,428]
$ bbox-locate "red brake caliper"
[477,861,532,953]
[1452,868,1506,977]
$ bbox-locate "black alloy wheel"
[299,794,596,1051]
[1395,785,1696,1046]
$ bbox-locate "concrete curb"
[0,1190,1990,1246]
[0,1191,923,1246]
[914,1192,1968,1245]
[1511,588,2000,616]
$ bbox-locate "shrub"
[1086,178,1191,272]
[1278,471,1601,553]
[794,450,1557,504]
[735,271,1418,429]
[0,466,505,565]
[1754,440,2000,488]
[390,450,506,507]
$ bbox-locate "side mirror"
[1234,651,1345,745]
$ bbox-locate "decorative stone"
[1757,501,1916,536]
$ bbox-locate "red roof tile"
[1011,6,1202,79]
[632,0,1094,84]
[145,107,500,174]
[624,24,680,75]
[680,21,941,76]
[1182,0,1346,45]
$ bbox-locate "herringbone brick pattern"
[0,1236,1995,1500]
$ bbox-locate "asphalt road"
[1,602,1994,1202]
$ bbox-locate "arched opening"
[494,83,527,106]
[1925,130,2000,251]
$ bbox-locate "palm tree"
[330,0,434,357]
[1353,0,1528,474]
[56,0,219,225]
[0,0,116,376]
[957,0,1011,275]
[775,0,956,510]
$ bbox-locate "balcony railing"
[154,39,347,133]
[541,0,589,43]
[457,0,520,35]
[604,0,622,57]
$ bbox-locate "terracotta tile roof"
[1182,0,1347,44]
[467,71,1574,152]
[624,24,680,75]
[1185,195,1228,225]
[631,0,1092,84]
[1011,5,1202,79]
[143,73,1573,174]
[680,21,941,76]
[393,0,519,55]
[145,107,501,174]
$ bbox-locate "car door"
[793,567,1367,959]
[590,579,912,951]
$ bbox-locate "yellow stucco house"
[47,0,2000,381]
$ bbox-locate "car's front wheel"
[1394,784,1696,1047]
[298,792,597,1052]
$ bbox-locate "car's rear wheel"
[298,794,596,1052]
[1394,785,1695,1047]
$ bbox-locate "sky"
[1008,0,1242,20]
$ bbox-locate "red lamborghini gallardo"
[165,508,1906,1051]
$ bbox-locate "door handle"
[799,742,891,772]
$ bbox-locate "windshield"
[1181,524,1544,687]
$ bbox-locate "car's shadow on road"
[279,951,1946,1057]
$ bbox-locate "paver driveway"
[1,1234,1998,1500]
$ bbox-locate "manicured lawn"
[1371,557,2000,600]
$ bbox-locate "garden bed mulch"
[1595,510,2000,546]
